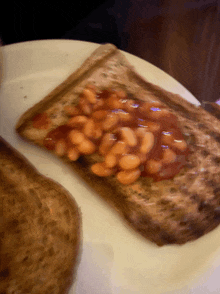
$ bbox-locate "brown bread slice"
[16,43,220,246]
[0,137,81,294]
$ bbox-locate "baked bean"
[139,101,152,113]
[67,115,88,127]
[145,159,162,174]
[91,162,114,177]
[161,132,174,145]
[83,88,97,104]
[138,121,160,132]
[102,113,119,131]
[69,130,85,145]
[124,99,137,112]
[55,139,67,156]
[105,153,117,168]
[136,127,147,138]
[79,98,92,115]
[107,94,123,109]
[92,110,108,121]
[99,133,116,155]
[140,132,154,154]
[173,139,187,151]
[162,148,176,164]
[110,140,128,155]
[120,127,137,147]
[147,122,161,133]
[77,139,96,155]
[67,147,80,161]
[93,127,103,140]
[119,154,141,170]
[117,110,132,122]
[93,98,104,110]
[117,169,141,185]
[83,118,95,138]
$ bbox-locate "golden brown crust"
[0,137,81,294]
[15,44,220,246]
[16,43,118,132]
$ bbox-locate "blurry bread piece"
[0,136,81,294]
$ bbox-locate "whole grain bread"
[16,44,220,246]
[0,137,81,294]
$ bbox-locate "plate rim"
[1,39,200,106]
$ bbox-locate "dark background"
[1,0,220,103]
[1,0,119,46]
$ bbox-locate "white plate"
[1,40,220,294]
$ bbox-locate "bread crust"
[16,44,220,246]
[0,137,81,294]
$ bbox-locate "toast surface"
[16,44,220,246]
[0,137,81,294]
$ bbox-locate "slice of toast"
[0,137,81,294]
[16,43,220,246]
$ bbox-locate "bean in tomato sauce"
[33,85,189,185]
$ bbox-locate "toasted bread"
[16,43,220,246]
[0,137,81,293]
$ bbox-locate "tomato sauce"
[34,87,189,183]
